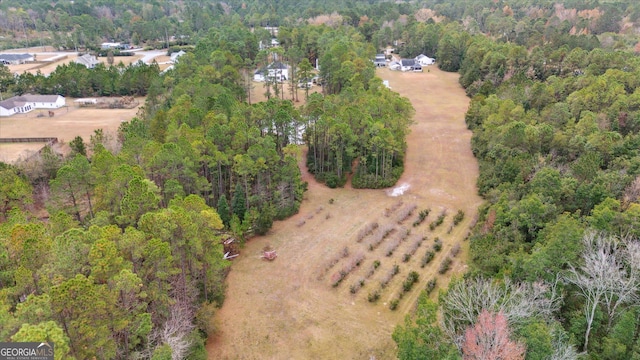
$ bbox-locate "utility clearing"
[208,66,483,359]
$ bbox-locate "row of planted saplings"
[420,237,462,273]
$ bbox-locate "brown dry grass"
[207,66,482,359]
[0,98,142,163]
[7,53,145,75]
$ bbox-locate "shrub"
[356,222,379,242]
[402,271,419,292]
[329,249,363,287]
[350,278,365,294]
[420,250,435,268]
[425,278,437,295]
[453,209,465,226]
[380,264,400,288]
[368,290,380,303]
[386,238,401,256]
[396,204,417,223]
[389,298,399,310]
[366,225,395,251]
[365,260,381,279]
[450,244,461,257]
[433,238,442,252]
[438,257,452,274]
[429,210,447,230]
[413,208,431,227]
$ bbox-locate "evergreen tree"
[217,194,231,228]
[231,182,246,222]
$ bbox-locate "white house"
[253,62,290,82]
[0,94,66,117]
[74,54,100,69]
[0,53,34,65]
[101,42,121,50]
[400,59,421,72]
[415,54,435,66]
[389,61,401,71]
[170,50,186,63]
[373,54,386,67]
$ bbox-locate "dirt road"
[207,66,482,359]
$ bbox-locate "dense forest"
[2,0,640,358]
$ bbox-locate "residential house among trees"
[373,54,387,67]
[0,53,34,65]
[74,54,101,69]
[415,54,435,66]
[170,50,186,63]
[400,59,422,72]
[253,62,290,82]
[0,94,66,117]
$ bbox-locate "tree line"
[0,61,160,98]
[391,2,640,359]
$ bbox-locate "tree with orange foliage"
[462,310,526,360]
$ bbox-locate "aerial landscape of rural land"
[2,1,640,359]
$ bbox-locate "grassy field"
[4,46,172,75]
[207,66,482,359]
[0,98,142,163]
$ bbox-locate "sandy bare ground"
[207,66,482,359]
[0,98,142,163]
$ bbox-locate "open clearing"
[207,66,483,359]
[4,46,171,76]
[0,98,142,163]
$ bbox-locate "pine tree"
[231,182,246,221]
[217,194,231,227]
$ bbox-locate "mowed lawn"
[207,66,483,359]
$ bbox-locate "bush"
[453,210,465,226]
[413,208,431,227]
[350,278,365,294]
[402,271,419,292]
[429,210,447,230]
[389,298,399,310]
[425,278,437,295]
[368,290,380,302]
[396,204,417,223]
[357,222,379,242]
[420,250,435,268]
[438,257,452,274]
[433,238,442,252]
[380,264,400,288]
[450,244,461,257]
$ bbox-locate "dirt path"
[207,66,482,359]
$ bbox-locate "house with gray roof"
[0,53,34,65]
[253,61,290,82]
[0,94,66,117]
[75,54,101,69]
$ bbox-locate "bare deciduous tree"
[565,231,640,351]
[440,277,560,348]
[160,301,195,360]
[462,310,525,360]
